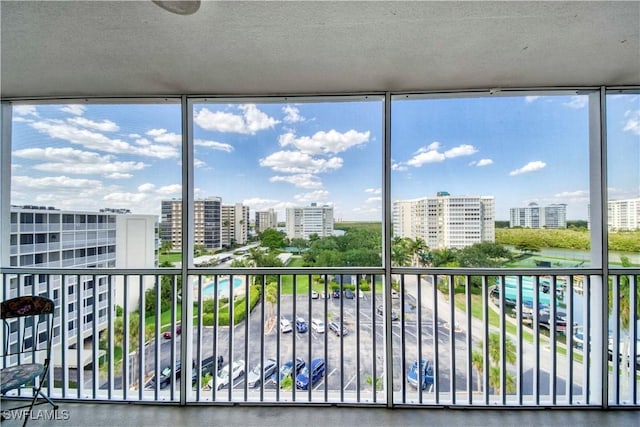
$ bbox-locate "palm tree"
[471,350,484,392]
[407,237,428,266]
[391,237,411,266]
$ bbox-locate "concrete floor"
[1,401,639,427]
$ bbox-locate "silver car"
[246,358,278,388]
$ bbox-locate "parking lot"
[144,286,474,401]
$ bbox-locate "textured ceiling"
[1,1,639,98]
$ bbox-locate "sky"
[9,93,639,222]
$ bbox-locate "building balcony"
[1,267,638,409]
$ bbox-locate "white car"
[210,360,245,390]
[311,318,325,333]
[311,290,319,299]
[280,317,293,333]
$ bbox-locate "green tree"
[290,238,308,254]
[260,228,287,249]
[391,237,411,267]
[159,240,173,255]
[472,350,484,392]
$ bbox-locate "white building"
[6,205,157,366]
[255,209,278,234]
[393,192,495,249]
[608,198,640,231]
[510,203,567,229]
[221,203,250,247]
[285,203,334,240]
[161,198,222,250]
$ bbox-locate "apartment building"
[221,203,250,247]
[161,198,222,250]
[510,203,567,229]
[393,192,495,249]
[608,198,640,231]
[285,203,334,240]
[7,205,157,366]
[255,209,278,234]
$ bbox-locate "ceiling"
[1,1,639,99]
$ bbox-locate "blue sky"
[10,94,639,222]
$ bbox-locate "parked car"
[344,289,354,299]
[295,358,326,389]
[331,289,340,299]
[279,357,305,384]
[247,358,278,388]
[280,317,293,333]
[295,317,308,333]
[163,325,182,339]
[156,360,185,389]
[376,305,399,321]
[539,310,567,333]
[210,360,245,390]
[328,320,349,337]
[192,355,223,385]
[407,358,434,390]
[311,290,319,299]
[311,318,325,333]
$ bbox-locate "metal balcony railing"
[1,267,638,407]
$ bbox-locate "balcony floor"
[2,401,639,427]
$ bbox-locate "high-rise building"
[255,209,278,234]
[393,192,495,249]
[7,205,157,367]
[160,197,222,250]
[608,198,640,231]
[286,203,334,240]
[509,203,567,229]
[221,203,250,247]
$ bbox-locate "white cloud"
[68,116,119,132]
[408,142,477,167]
[13,105,38,116]
[195,139,234,153]
[13,147,105,163]
[476,158,494,167]
[103,192,147,204]
[623,109,640,135]
[525,96,540,103]
[104,173,132,179]
[294,190,330,203]
[563,95,588,109]
[260,150,343,174]
[12,175,103,190]
[194,104,279,134]
[283,105,305,123]
[391,162,407,171]
[60,105,86,116]
[146,128,181,146]
[156,184,182,195]
[194,158,207,168]
[366,196,382,204]
[278,129,370,155]
[270,173,322,189]
[33,161,145,175]
[553,190,589,199]
[407,150,446,166]
[444,144,478,158]
[365,188,381,195]
[138,183,156,193]
[242,197,279,210]
[509,160,546,176]
[12,117,33,123]
[129,133,141,139]
[30,120,180,159]
[13,147,146,176]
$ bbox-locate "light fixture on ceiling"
[152,1,201,15]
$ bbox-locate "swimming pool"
[202,277,244,297]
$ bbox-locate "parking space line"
[343,373,357,390]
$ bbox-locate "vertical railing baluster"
[243,274,249,403]
[92,274,98,399]
[138,274,144,401]
[107,274,113,401]
[339,274,344,402]
[465,275,472,405]
[323,274,329,403]
[154,274,161,400]
[533,276,540,405]
[482,275,489,405]
[123,275,129,401]
[630,274,637,405]
[432,274,439,404]
[612,275,620,404]
[499,275,505,405]
[212,275,219,401]
[448,274,455,405]
[228,273,235,402]
[76,274,83,399]
[550,275,557,405]
[195,275,203,401]
[516,275,522,405]
[567,275,574,404]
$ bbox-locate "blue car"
[295,358,325,389]
[407,359,434,389]
[295,317,308,333]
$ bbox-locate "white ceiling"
[1,1,639,98]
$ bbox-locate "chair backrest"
[1,296,54,319]
[1,296,55,358]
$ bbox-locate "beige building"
[221,203,250,247]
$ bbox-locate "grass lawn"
[159,252,181,264]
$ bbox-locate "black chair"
[1,296,58,426]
